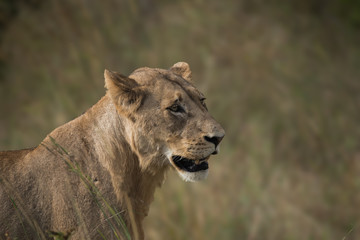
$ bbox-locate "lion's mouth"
[171,155,209,172]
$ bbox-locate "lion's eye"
[200,98,207,110]
[167,104,183,113]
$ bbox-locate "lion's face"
[104,62,225,182]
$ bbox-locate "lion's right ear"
[104,69,144,113]
[170,62,192,82]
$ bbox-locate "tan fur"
[0,62,225,239]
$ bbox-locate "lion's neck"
[86,96,166,222]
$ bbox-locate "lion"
[0,62,225,240]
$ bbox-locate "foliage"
[0,0,359,239]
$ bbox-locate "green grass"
[1,0,360,239]
[48,136,132,240]
[2,137,132,240]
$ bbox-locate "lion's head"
[104,62,225,182]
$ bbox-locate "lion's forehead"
[130,68,203,100]
[129,67,162,84]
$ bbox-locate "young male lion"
[0,62,225,239]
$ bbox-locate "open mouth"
[171,155,209,172]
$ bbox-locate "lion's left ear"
[104,69,144,114]
[170,62,192,82]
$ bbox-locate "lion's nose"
[204,135,224,149]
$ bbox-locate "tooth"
[195,160,200,165]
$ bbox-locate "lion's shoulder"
[0,148,35,170]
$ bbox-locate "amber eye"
[200,98,207,110]
[167,104,183,113]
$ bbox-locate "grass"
[1,137,133,240]
[48,136,132,240]
[1,0,360,239]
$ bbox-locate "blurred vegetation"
[0,0,360,239]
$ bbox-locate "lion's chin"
[177,169,209,182]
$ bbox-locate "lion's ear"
[170,62,192,82]
[104,69,144,113]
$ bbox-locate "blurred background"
[1,0,360,239]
